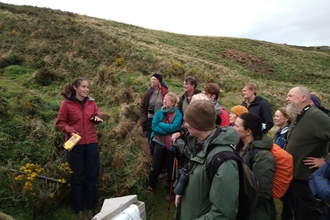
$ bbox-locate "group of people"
[141,73,330,220]
[54,75,330,220]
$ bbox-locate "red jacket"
[56,97,102,145]
[219,107,230,126]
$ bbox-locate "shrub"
[116,58,125,67]
[0,54,23,68]
[34,68,63,86]
[11,30,18,36]
[10,162,72,218]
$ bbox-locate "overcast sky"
[3,0,330,47]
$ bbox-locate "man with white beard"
[285,86,330,220]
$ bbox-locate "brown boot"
[87,209,95,220]
[75,211,84,220]
[159,172,168,180]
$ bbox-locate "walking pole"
[0,166,62,183]
[166,155,178,220]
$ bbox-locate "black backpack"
[206,148,259,220]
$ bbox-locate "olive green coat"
[173,127,240,220]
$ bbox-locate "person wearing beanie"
[310,92,330,117]
[140,73,168,156]
[310,94,322,108]
[229,105,248,126]
[171,100,241,219]
[184,99,216,131]
[151,73,162,83]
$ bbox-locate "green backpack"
[205,127,259,220]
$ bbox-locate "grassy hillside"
[0,2,330,219]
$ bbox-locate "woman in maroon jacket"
[56,77,103,220]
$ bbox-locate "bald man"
[285,86,330,220]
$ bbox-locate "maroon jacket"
[56,97,102,145]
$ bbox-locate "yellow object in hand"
[64,134,81,151]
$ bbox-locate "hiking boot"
[159,172,168,180]
[146,186,153,193]
[75,211,84,220]
[87,209,95,220]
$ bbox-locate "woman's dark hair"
[239,112,263,140]
[184,76,198,89]
[60,77,88,98]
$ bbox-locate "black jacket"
[241,96,274,132]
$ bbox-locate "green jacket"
[285,106,330,181]
[173,127,240,220]
[241,135,276,220]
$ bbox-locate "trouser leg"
[66,145,85,213]
[85,143,100,210]
[291,180,322,220]
[148,143,166,188]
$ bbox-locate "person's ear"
[246,128,251,136]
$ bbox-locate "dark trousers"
[291,180,322,220]
[145,118,153,156]
[281,183,295,220]
[66,143,100,213]
[148,142,175,189]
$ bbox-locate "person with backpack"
[233,113,276,220]
[203,83,230,126]
[285,86,330,220]
[241,83,274,133]
[172,100,240,219]
[274,107,295,220]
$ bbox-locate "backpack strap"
[206,151,243,183]
[204,126,223,156]
[205,151,245,220]
[247,147,264,169]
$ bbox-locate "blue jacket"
[309,159,330,203]
[274,124,290,148]
[150,107,182,147]
[309,159,330,220]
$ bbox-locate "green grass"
[0,2,329,219]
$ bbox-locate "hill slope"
[1,2,330,220]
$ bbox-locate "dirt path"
[138,137,150,157]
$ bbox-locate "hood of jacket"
[148,81,168,92]
[251,134,273,150]
[213,102,223,114]
[278,125,290,135]
[195,126,240,162]
[250,96,264,105]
